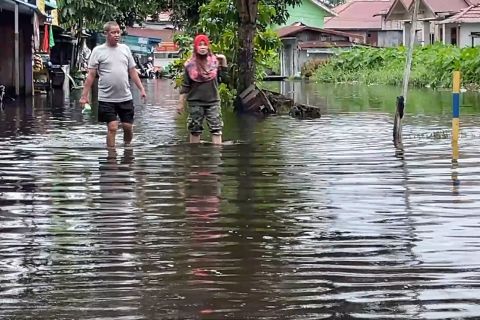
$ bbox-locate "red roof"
[382,0,411,20]
[422,0,470,13]
[325,0,393,30]
[125,27,180,42]
[440,4,480,23]
[384,0,480,21]
[333,2,351,13]
[276,24,364,40]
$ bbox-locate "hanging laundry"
[49,24,55,48]
[41,24,49,52]
[33,13,40,51]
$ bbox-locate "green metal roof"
[45,0,57,9]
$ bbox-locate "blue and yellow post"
[452,71,461,162]
[452,71,461,140]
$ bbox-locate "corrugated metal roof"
[125,27,180,42]
[310,0,338,16]
[275,24,364,39]
[439,4,480,23]
[419,0,470,14]
[325,0,393,30]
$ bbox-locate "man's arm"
[129,67,147,101]
[79,68,97,106]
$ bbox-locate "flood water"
[1,80,480,319]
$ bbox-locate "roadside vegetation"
[312,44,480,90]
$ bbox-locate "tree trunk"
[235,0,258,111]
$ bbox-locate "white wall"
[280,39,297,77]
[379,30,403,47]
[459,23,480,48]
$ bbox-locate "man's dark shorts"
[98,100,134,124]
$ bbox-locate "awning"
[0,0,39,15]
[45,0,58,9]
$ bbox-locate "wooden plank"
[258,88,275,113]
[242,89,259,105]
[238,84,256,99]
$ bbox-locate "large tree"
[235,0,259,95]
[169,0,301,106]
[57,0,163,30]
[235,0,301,98]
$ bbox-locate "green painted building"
[278,0,336,29]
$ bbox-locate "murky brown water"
[1,80,480,319]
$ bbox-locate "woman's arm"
[177,69,191,114]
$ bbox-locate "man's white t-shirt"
[88,43,136,102]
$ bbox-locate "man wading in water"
[80,21,146,148]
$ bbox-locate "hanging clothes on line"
[41,24,49,52]
[49,24,55,49]
[33,13,40,51]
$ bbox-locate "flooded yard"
[1,80,480,319]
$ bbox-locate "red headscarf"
[185,34,218,82]
[194,34,210,52]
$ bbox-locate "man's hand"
[79,96,89,107]
[80,68,96,108]
[140,88,147,103]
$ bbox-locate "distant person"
[144,56,155,78]
[79,21,146,148]
[177,34,228,145]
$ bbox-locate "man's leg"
[117,100,135,146]
[107,120,118,148]
[98,101,118,148]
[123,123,133,146]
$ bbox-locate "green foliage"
[170,0,285,105]
[196,0,282,83]
[314,43,480,89]
[219,83,237,107]
[57,0,163,30]
[169,0,301,29]
[301,59,328,77]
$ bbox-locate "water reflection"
[451,139,460,195]
[1,80,480,319]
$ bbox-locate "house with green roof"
[277,0,337,29]
[274,0,342,78]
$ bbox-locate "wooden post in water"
[393,0,420,144]
[452,71,461,142]
[14,2,20,96]
[452,71,461,163]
